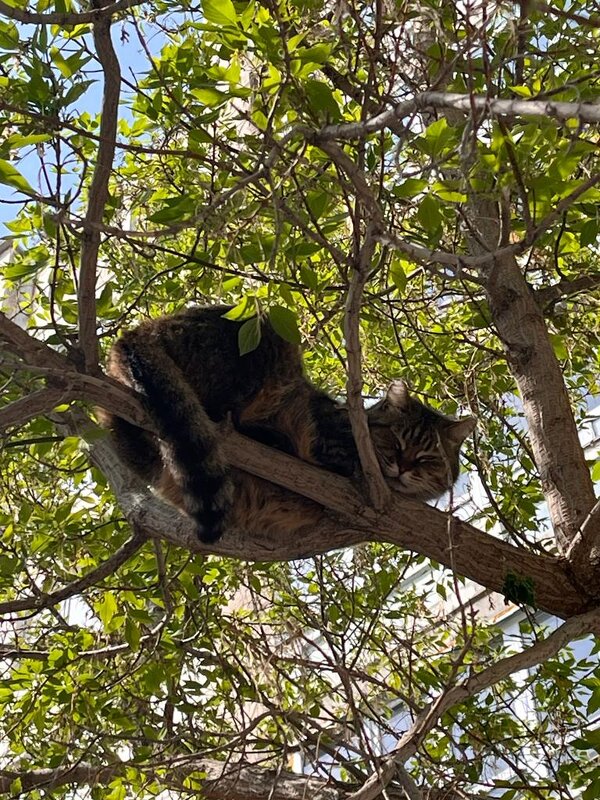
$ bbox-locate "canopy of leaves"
[0,1,600,799]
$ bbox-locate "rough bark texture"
[81,409,592,619]
[464,194,600,581]
[485,251,597,553]
[0,759,340,799]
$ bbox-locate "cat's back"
[112,305,304,417]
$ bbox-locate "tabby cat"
[101,306,475,543]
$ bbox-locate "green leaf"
[3,260,45,281]
[0,20,19,50]
[432,183,467,203]
[420,118,455,157]
[305,79,340,121]
[5,133,50,148]
[299,264,319,290]
[238,316,261,355]
[224,297,254,321]
[269,305,301,344]
[583,777,600,800]
[587,684,600,716]
[296,43,333,64]
[202,0,237,26]
[191,87,227,106]
[502,572,536,607]
[142,663,165,694]
[202,567,220,585]
[306,190,329,220]
[124,618,141,651]
[147,196,194,224]
[417,195,442,232]
[50,46,75,78]
[580,220,599,247]
[390,261,407,293]
[96,593,118,629]
[394,178,427,198]
[0,159,35,194]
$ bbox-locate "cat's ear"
[446,416,476,444]
[385,380,411,409]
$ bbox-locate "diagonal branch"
[0,387,72,430]
[0,312,69,371]
[346,605,600,800]
[0,528,147,616]
[73,399,590,620]
[535,273,600,308]
[1,313,595,618]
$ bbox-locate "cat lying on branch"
[100,305,475,543]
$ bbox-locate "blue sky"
[1,16,163,234]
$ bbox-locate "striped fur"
[101,308,475,542]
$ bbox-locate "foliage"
[0,1,600,798]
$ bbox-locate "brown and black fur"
[101,306,475,543]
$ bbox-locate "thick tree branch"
[482,247,597,560]
[0,312,69,372]
[1,318,595,619]
[314,92,600,143]
[78,2,121,373]
[535,273,600,308]
[0,757,339,799]
[71,399,591,620]
[0,388,72,430]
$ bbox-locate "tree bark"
[0,759,340,799]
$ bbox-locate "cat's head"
[367,380,475,501]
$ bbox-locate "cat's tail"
[105,334,233,543]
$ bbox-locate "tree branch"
[0,312,69,372]
[77,1,121,373]
[343,224,390,510]
[314,92,600,143]
[0,757,340,799]
[71,399,591,620]
[0,0,143,25]
[1,307,596,618]
[346,605,600,800]
[535,273,600,309]
[0,529,147,616]
[483,247,597,558]
[0,388,72,430]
